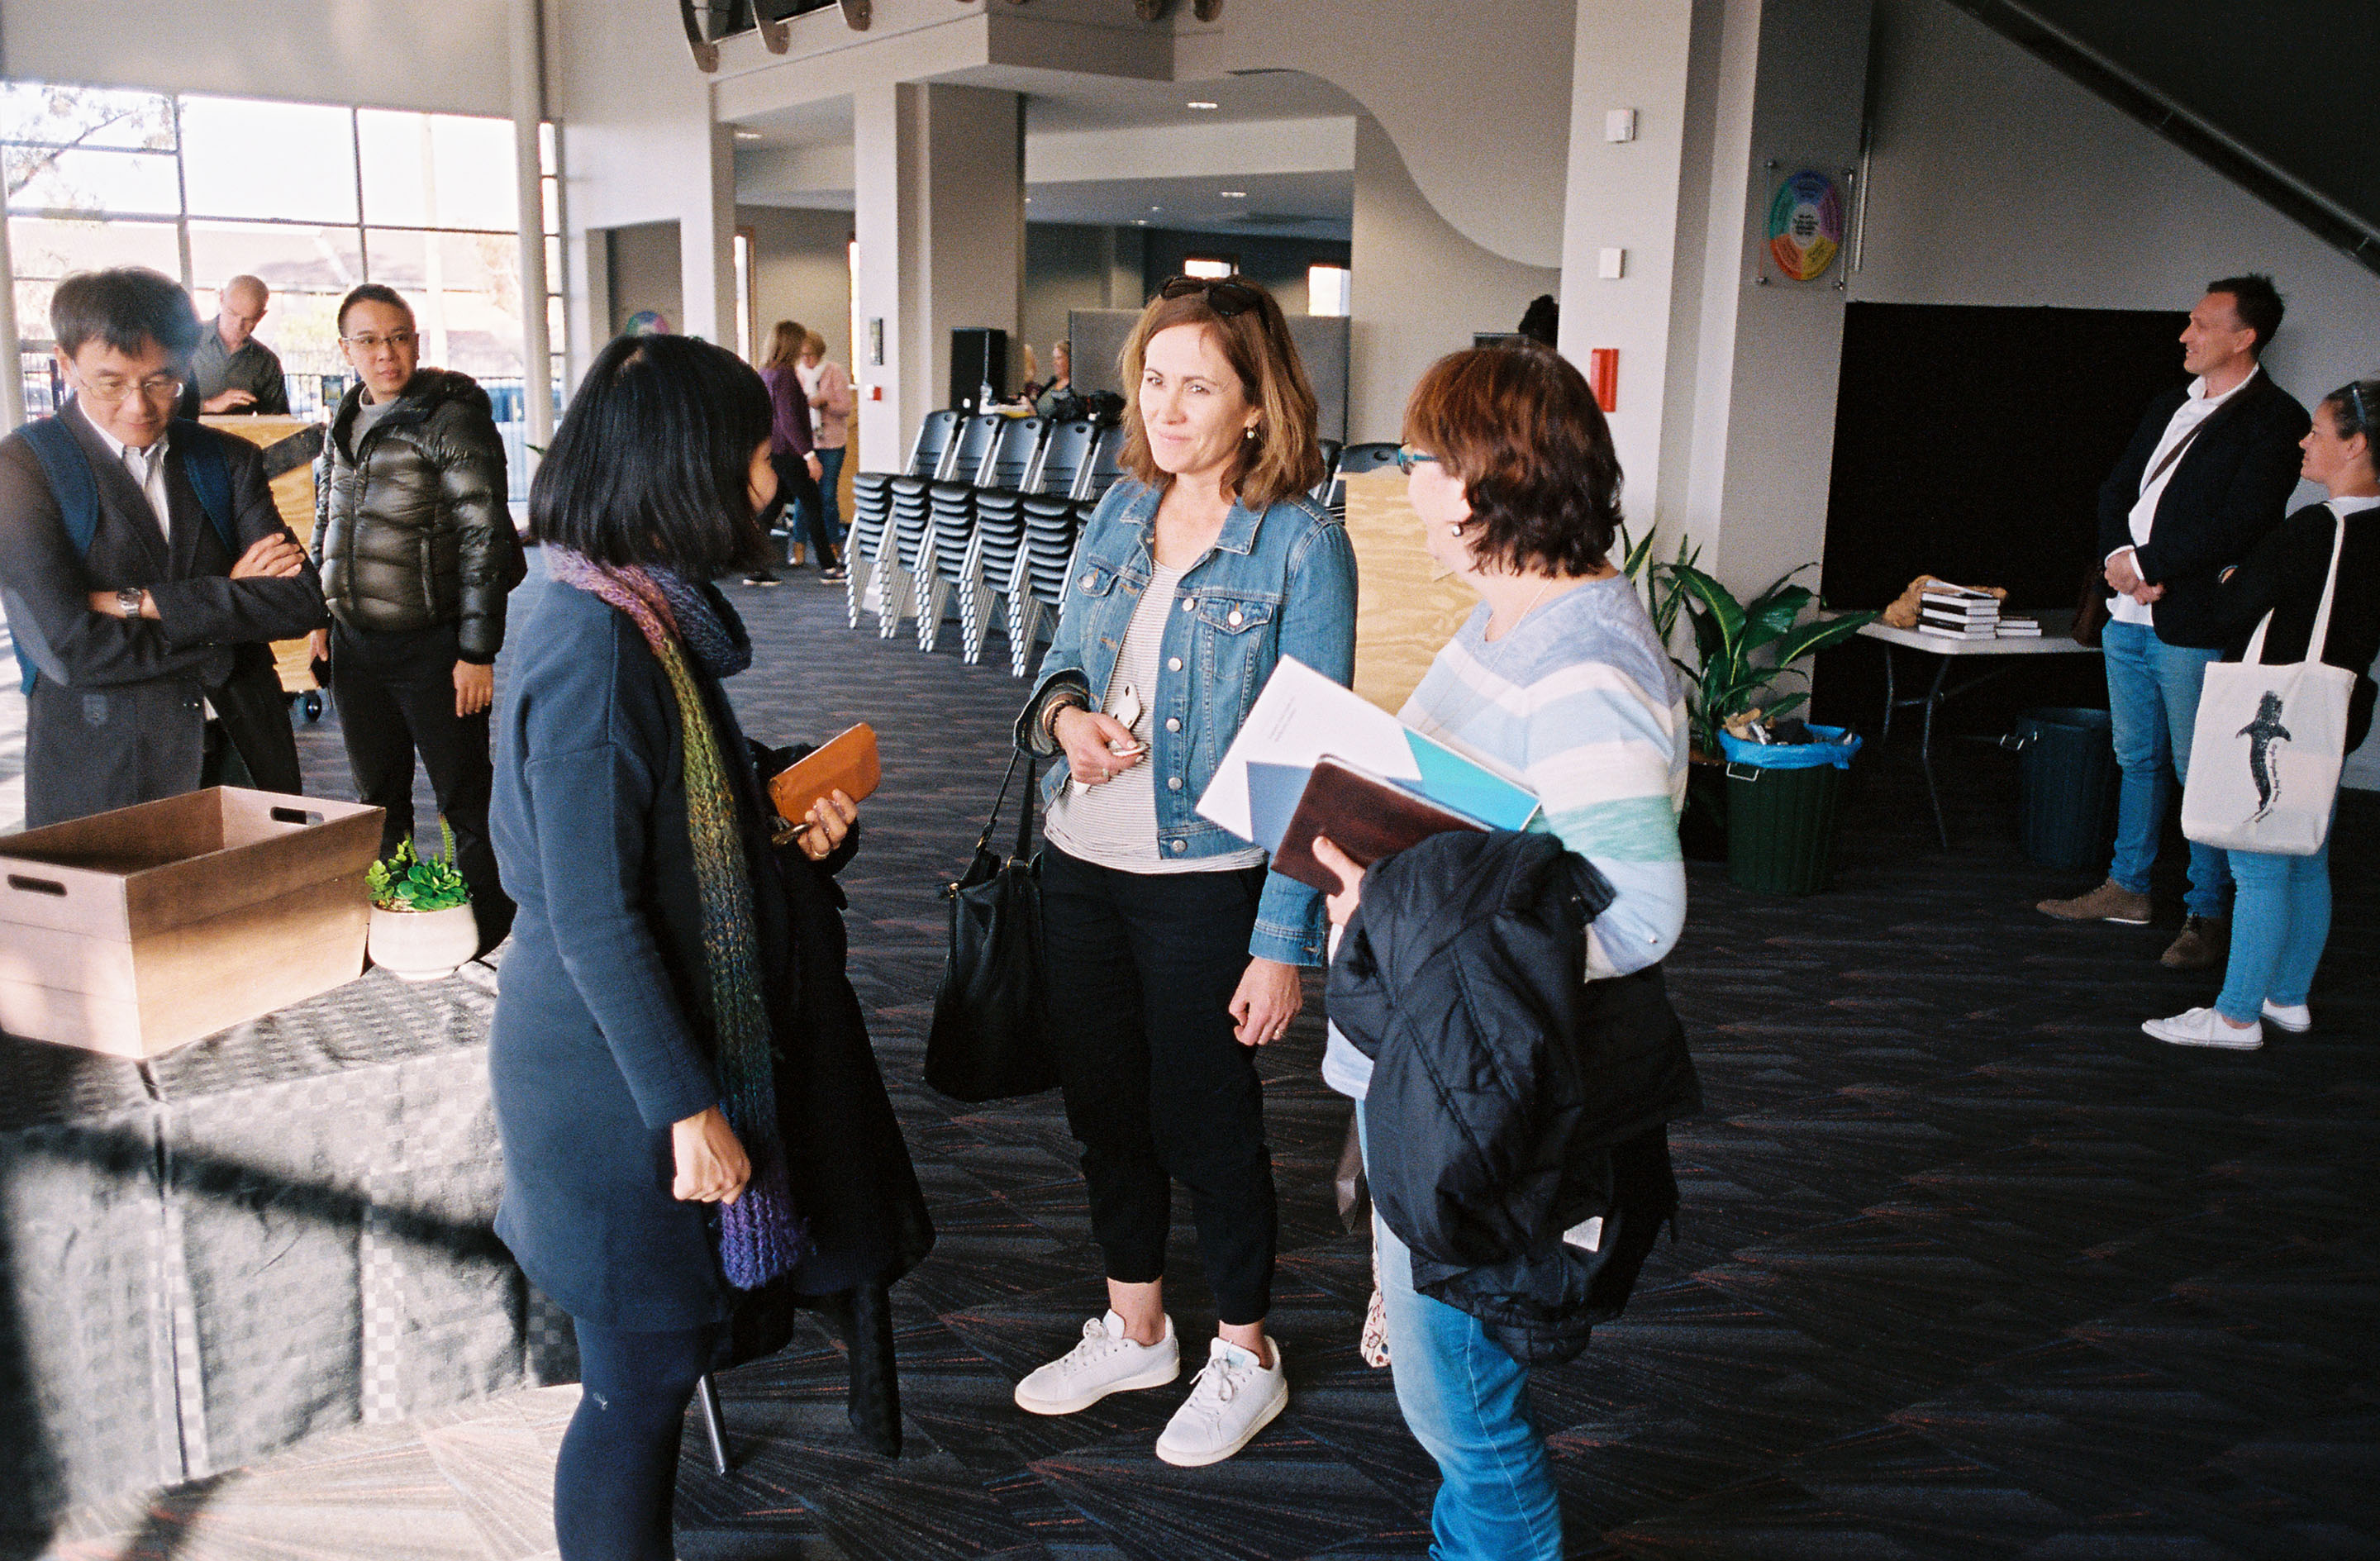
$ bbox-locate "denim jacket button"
[1168,656,1183,671]
[1165,716,1180,732]
[1179,597,1193,612]
[1081,571,1097,588]
[1168,776,1182,790]
[1227,609,1244,626]
[1169,839,1187,854]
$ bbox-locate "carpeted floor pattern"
[26,552,2380,1559]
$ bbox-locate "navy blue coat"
[488,577,930,1334]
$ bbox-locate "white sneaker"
[1013,1311,1179,1416]
[2261,1000,2312,1033]
[2143,1007,2263,1050]
[1154,1337,1287,1468]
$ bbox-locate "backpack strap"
[168,418,242,559]
[14,417,101,693]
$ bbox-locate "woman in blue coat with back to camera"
[488,332,928,1561]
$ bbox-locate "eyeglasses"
[78,373,184,406]
[341,330,418,353]
[1158,274,1263,317]
[1392,447,1440,475]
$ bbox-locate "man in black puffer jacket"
[311,283,526,950]
[1327,828,1700,1365]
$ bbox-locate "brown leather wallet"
[767,722,881,826]
[1271,756,1487,894]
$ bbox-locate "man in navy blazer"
[0,268,326,829]
[2040,274,2310,968]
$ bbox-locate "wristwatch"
[116,587,145,620]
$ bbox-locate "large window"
[4,82,561,429]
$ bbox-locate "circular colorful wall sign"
[1767,170,1844,282]
[624,310,673,336]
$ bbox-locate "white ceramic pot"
[368,902,478,981]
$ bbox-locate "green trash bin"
[2007,707,2118,871]
[1721,726,1862,895]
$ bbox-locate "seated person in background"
[178,274,290,416]
[1034,340,1077,419]
[0,266,324,827]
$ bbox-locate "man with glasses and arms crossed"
[310,283,524,954]
[2040,274,2310,968]
[0,267,324,827]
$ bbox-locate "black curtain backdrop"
[1812,301,2190,732]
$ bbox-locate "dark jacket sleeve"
[2203,508,2311,649]
[253,347,290,416]
[430,399,518,664]
[147,435,327,647]
[521,645,721,1130]
[0,439,235,688]
[2132,392,2311,587]
[2097,395,2173,564]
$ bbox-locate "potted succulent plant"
[365,825,478,981]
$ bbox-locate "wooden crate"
[0,788,383,1057]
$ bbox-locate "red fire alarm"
[1588,349,1618,414]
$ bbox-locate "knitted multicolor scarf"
[546,545,807,1291]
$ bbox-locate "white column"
[851,82,1022,466]
[509,0,554,450]
[680,123,739,347]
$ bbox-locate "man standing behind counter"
[0,267,324,827]
[180,274,290,416]
[2040,274,2309,968]
[310,283,524,952]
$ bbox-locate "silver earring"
[1448,525,1463,537]
[1244,425,1259,440]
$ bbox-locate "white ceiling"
[727,69,1357,238]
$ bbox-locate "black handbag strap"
[977,750,1040,863]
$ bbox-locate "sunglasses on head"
[2346,382,2373,435]
[1158,274,1263,317]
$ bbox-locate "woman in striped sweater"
[1314,345,1687,1561]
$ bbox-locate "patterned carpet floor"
[20,552,2380,1559]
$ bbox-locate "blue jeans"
[2216,834,2331,1022]
[1361,1107,1562,1561]
[815,446,845,543]
[2101,621,2230,917]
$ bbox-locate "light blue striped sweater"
[1321,572,1689,1099]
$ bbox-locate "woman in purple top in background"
[752,320,843,586]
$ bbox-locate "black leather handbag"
[925,751,1059,1102]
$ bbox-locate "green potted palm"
[365,825,478,980]
[1663,562,1877,891]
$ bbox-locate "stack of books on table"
[1917,585,2000,640]
[1995,615,2043,638]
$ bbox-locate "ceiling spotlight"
[1150,205,1163,212]
[1186,101,1219,111]
[1134,218,1149,225]
[1219,190,1247,198]
[733,130,764,140]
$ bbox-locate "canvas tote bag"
[2181,509,2354,855]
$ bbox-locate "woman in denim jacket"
[1010,276,1355,1467]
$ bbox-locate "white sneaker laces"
[1054,1316,1131,1376]
[1182,1351,1251,1418]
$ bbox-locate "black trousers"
[330,620,514,949]
[764,450,837,569]
[1040,845,1278,1325]
[555,1319,715,1561]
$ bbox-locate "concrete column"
[509,0,554,450]
[851,82,1023,464]
[1557,0,1699,538]
[680,122,740,348]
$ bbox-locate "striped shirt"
[1322,572,1688,1098]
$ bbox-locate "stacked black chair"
[1009,496,1087,678]
[960,488,1026,665]
[1326,440,1402,512]
[1026,418,1095,500]
[975,416,1048,491]
[877,477,935,640]
[917,478,977,654]
[1312,437,1344,505]
[844,470,895,629]
[1074,422,1127,504]
[847,411,957,630]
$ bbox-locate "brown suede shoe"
[2037,879,2153,924]
[2161,914,2228,970]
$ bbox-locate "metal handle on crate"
[1725,763,1763,783]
